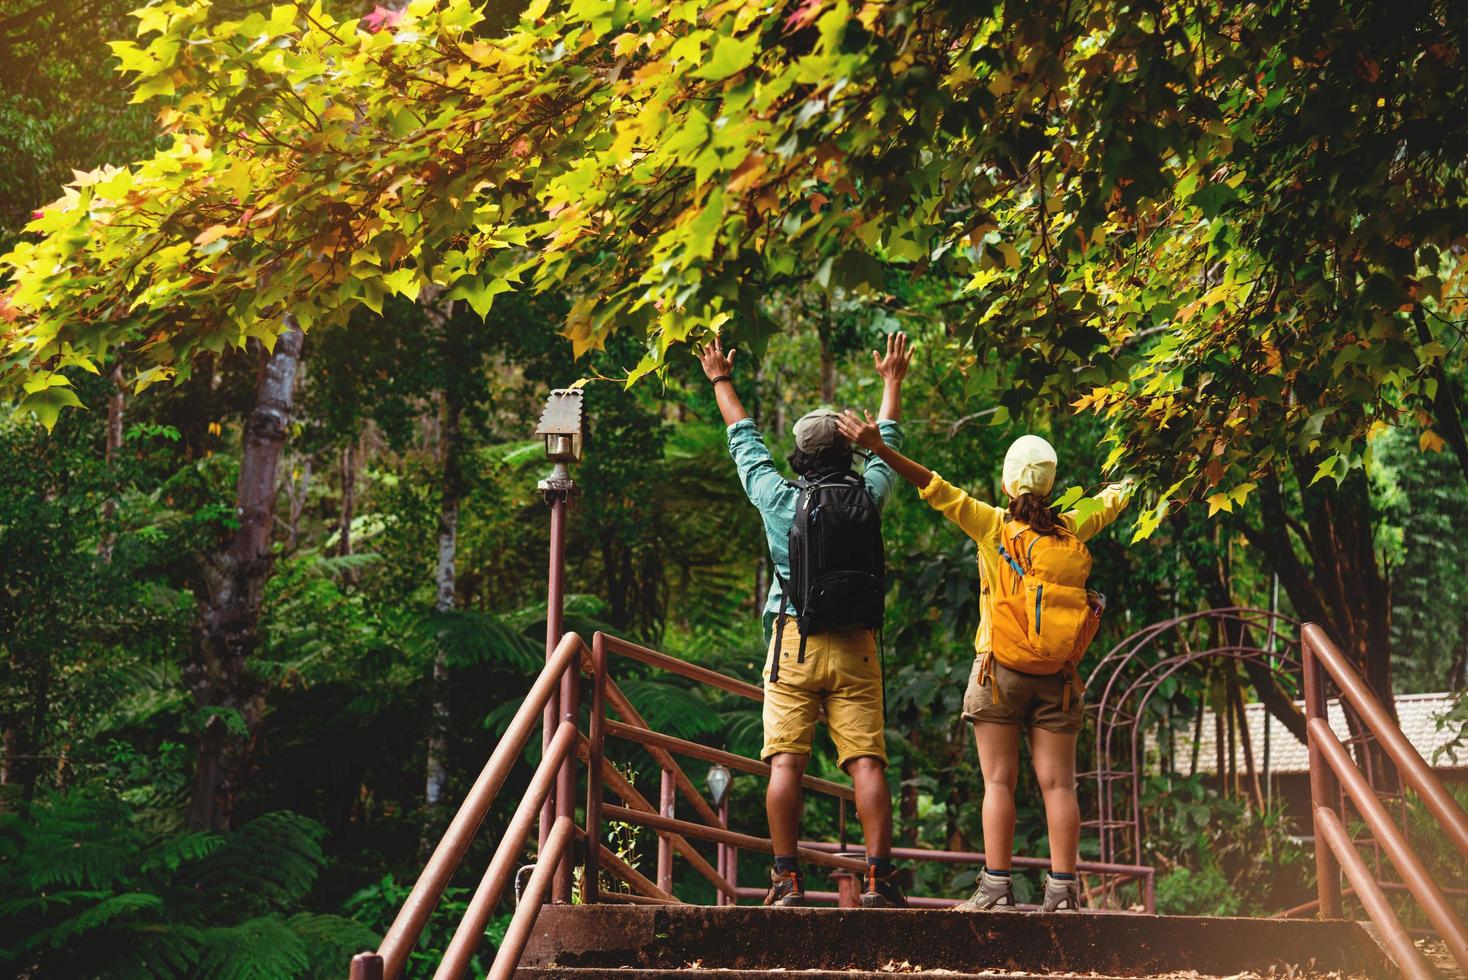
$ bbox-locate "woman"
[835,411,1132,912]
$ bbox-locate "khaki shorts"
[962,655,1084,734]
[762,619,886,769]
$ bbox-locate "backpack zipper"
[1035,585,1043,634]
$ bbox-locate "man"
[696,331,913,909]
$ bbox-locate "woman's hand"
[836,409,885,451]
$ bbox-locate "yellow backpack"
[987,518,1105,691]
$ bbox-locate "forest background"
[2,1,1468,977]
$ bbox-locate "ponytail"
[1009,492,1060,534]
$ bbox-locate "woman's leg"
[1029,726,1080,874]
[973,721,1022,869]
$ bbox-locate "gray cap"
[792,409,851,453]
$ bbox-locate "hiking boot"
[955,869,1016,911]
[1040,873,1081,912]
[763,866,805,907]
[860,865,909,908]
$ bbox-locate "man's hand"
[872,331,912,384]
[836,409,885,451]
[697,334,737,382]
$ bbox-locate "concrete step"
[517,905,1396,979]
[519,971,1301,980]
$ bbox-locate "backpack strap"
[978,652,1004,708]
[771,569,794,684]
[1061,662,1085,713]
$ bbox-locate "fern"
[139,830,224,874]
[0,793,351,980]
[44,893,165,948]
[616,678,722,739]
[407,608,540,672]
[182,812,326,916]
[287,912,380,978]
[193,916,310,980]
[0,794,142,890]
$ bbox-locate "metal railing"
[1301,623,1468,980]
[348,626,1157,979]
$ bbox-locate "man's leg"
[847,756,892,857]
[1030,726,1080,874]
[761,618,818,907]
[766,752,808,858]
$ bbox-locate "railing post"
[537,489,563,856]
[658,768,675,895]
[553,626,579,904]
[583,634,607,904]
[1303,630,1343,919]
[716,797,729,906]
[349,952,384,980]
[727,812,739,903]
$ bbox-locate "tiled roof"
[1147,692,1466,775]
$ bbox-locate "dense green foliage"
[2,0,1467,976]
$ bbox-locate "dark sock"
[774,855,800,875]
[1050,871,1076,881]
[985,867,1012,878]
[868,856,895,877]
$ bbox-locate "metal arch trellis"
[1082,607,1304,890]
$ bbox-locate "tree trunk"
[99,365,124,560]
[338,441,356,558]
[1242,469,1398,788]
[899,762,919,845]
[817,310,836,404]
[284,456,311,552]
[1172,509,1307,744]
[185,323,304,831]
[423,295,461,846]
[1229,673,1264,811]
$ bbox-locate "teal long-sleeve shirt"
[726,416,904,622]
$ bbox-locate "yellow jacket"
[919,474,1133,657]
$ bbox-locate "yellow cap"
[1002,435,1057,498]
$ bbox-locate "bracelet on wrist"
[710,374,732,386]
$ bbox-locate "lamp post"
[535,388,583,904]
[707,765,732,905]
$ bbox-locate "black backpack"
[771,469,885,681]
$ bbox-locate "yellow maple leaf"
[193,224,232,246]
[1420,429,1447,453]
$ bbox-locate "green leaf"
[693,33,757,82]
[15,386,84,430]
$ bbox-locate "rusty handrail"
[601,803,867,872]
[579,737,736,898]
[1314,806,1434,980]
[1303,623,1468,976]
[795,841,1155,913]
[794,841,1156,878]
[603,718,857,802]
[375,632,584,980]
[432,720,578,980]
[602,670,723,826]
[488,815,574,980]
[601,632,765,702]
[1310,717,1468,968]
[1302,624,1468,860]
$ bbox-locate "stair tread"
[519,905,1395,979]
[518,969,1357,979]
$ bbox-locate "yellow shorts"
[761,619,886,769]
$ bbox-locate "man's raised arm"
[697,335,749,427]
[875,331,912,422]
